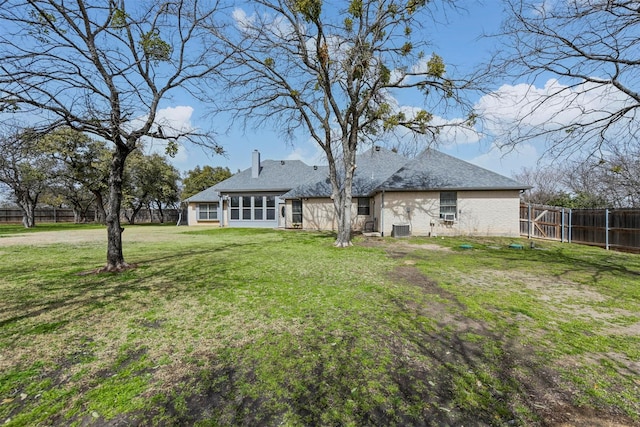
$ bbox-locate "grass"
[0,222,104,236]
[0,226,639,426]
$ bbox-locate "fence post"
[605,208,610,251]
[568,209,572,243]
[561,208,565,242]
[528,203,532,239]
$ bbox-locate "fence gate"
[520,204,569,242]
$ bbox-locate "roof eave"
[376,186,530,192]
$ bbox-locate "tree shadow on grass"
[135,241,639,427]
[0,241,256,335]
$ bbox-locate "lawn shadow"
[0,241,255,334]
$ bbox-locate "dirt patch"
[381,244,639,427]
[0,226,198,247]
[360,237,451,259]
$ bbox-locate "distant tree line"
[514,147,640,209]
[0,127,231,228]
[0,0,636,268]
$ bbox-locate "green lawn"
[0,226,638,426]
[0,222,104,236]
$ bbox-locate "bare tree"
[513,166,566,206]
[579,147,640,208]
[490,0,640,156]
[604,148,640,208]
[0,0,225,271]
[214,0,475,246]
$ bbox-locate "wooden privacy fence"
[0,208,181,224]
[0,208,89,223]
[520,203,640,252]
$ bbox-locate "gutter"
[380,190,385,237]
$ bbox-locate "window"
[254,196,264,220]
[266,196,276,220]
[292,200,302,224]
[440,191,457,220]
[242,196,252,220]
[197,203,218,220]
[357,198,370,216]
[228,195,278,222]
[230,196,240,220]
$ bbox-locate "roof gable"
[214,159,321,192]
[282,147,407,198]
[185,158,325,202]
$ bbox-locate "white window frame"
[440,191,457,220]
[197,203,218,221]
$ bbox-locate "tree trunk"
[17,192,37,228]
[127,202,144,225]
[92,190,107,225]
[70,200,84,223]
[21,205,35,228]
[335,199,353,247]
[103,147,130,272]
[156,201,164,223]
[333,149,356,247]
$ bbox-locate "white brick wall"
[188,190,521,237]
[379,190,521,237]
[300,198,368,231]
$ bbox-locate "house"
[185,147,529,237]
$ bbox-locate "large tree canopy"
[122,152,181,225]
[0,0,224,271]
[182,165,232,199]
[214,0,474,246]
[39,127,111,223]
[0,127,56,227]
[490,0,640,156]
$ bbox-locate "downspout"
[561,208,565,243]
[219,193,225,228]
[605,208,610,250]
[380,190,385,237]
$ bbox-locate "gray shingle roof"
[282,147,408,198]
[379,149,527,191]
[185,159,326,202]
[186,147,528,202]
[185,186,221,203]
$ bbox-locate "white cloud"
[141,105,196,165]
[467,143,540,178]
[233,7,294,40]
[232,8,256,32]
[285,142,327,166]
[476,78,634,141]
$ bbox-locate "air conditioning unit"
[443,213,456,222]
[392,224,411,237]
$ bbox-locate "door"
[278,202,286,228]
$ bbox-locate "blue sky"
[2,0,623,187]
[157,1,541,179]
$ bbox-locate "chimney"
[252,150,260,178]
